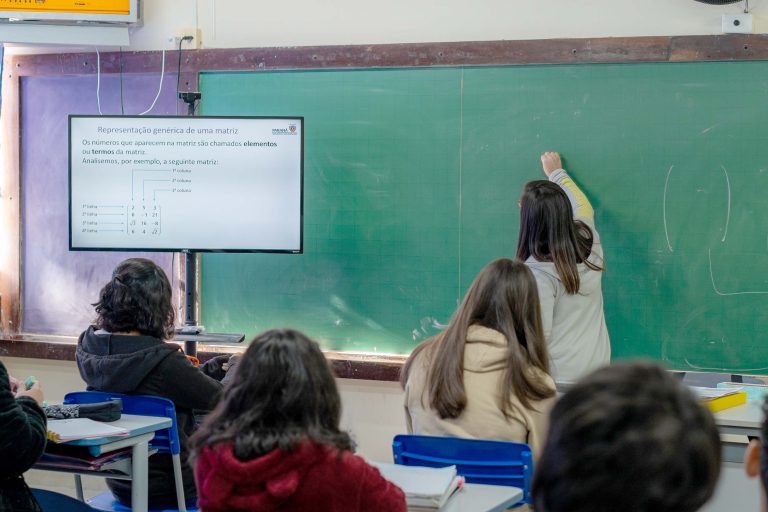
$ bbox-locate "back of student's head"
[532,361,721,512]
[516,180,600,294]
[93,258,174,339]
[401,258,553,419]
[190,328,353,461]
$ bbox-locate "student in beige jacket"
[401,258,557,458]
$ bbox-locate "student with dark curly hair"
[532,361,721,512]
[190,328,406,512]
[76,258,236,508]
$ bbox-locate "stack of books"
[373,463,464,510]
[691,387,748,412]
[46,418,129,443]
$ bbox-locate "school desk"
[713,401,762,464]
[34,414,172,512]
[439,483,524,512]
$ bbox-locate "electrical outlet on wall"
[166,28,202,49]
[722,13,753,34]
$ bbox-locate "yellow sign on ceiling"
[0,0,130,15]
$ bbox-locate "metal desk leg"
[131,439,150,512]
[74,474,84,502]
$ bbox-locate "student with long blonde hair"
[401,258,556,456]
[517,152,610,382]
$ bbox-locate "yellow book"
[698,390,747,413]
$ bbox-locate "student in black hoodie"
[76,257,235,508]
[0,361,46,512]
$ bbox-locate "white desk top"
[64,414,172,446]
[713,402,763,430]
[438,484,523,512]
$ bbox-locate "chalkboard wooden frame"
[3,34,768,380]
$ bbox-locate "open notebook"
[47,418,129,443]
[373,463,464,510]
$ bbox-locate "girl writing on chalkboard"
[401,258,556,456]
[190,328,406,512]
[516,152,610,382]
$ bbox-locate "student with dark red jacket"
[190,328,406,512]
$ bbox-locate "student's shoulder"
[524,260,561,287]
[532,367,557,391]
[333,451,406,502]
[321,448,378,476]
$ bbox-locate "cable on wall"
[175,36,194,116]
[138,48,166,115]
[95,47,103,115]
[119,47,125,115]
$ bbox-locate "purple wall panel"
[22,72,179,335]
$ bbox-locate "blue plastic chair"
[63,391,196,512]
[392,434,533,507]
[32,488,97,511]
[86,492,198,512]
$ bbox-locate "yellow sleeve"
[549,169,594,221]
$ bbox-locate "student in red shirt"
[190,328,406,512]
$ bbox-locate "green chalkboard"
[199,62,768,373]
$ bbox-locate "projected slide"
[70,116,303,252]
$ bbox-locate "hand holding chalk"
[541,151,562,177]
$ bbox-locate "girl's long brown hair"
[516,180,603,295]
[401,258,554,419]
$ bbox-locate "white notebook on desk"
[373,463,463,510]
[47,418,129,443]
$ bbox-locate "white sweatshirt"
[525,168,611,383]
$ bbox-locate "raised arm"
[540,152,594,222]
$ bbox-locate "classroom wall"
[5,0,768,55]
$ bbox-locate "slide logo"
[272,124,298,136]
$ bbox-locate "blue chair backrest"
[64,391,181,456]
[392,434,533,504]
[32,488,96,511]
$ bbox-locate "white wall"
[187,0,768,48]
[5,0,768,55]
